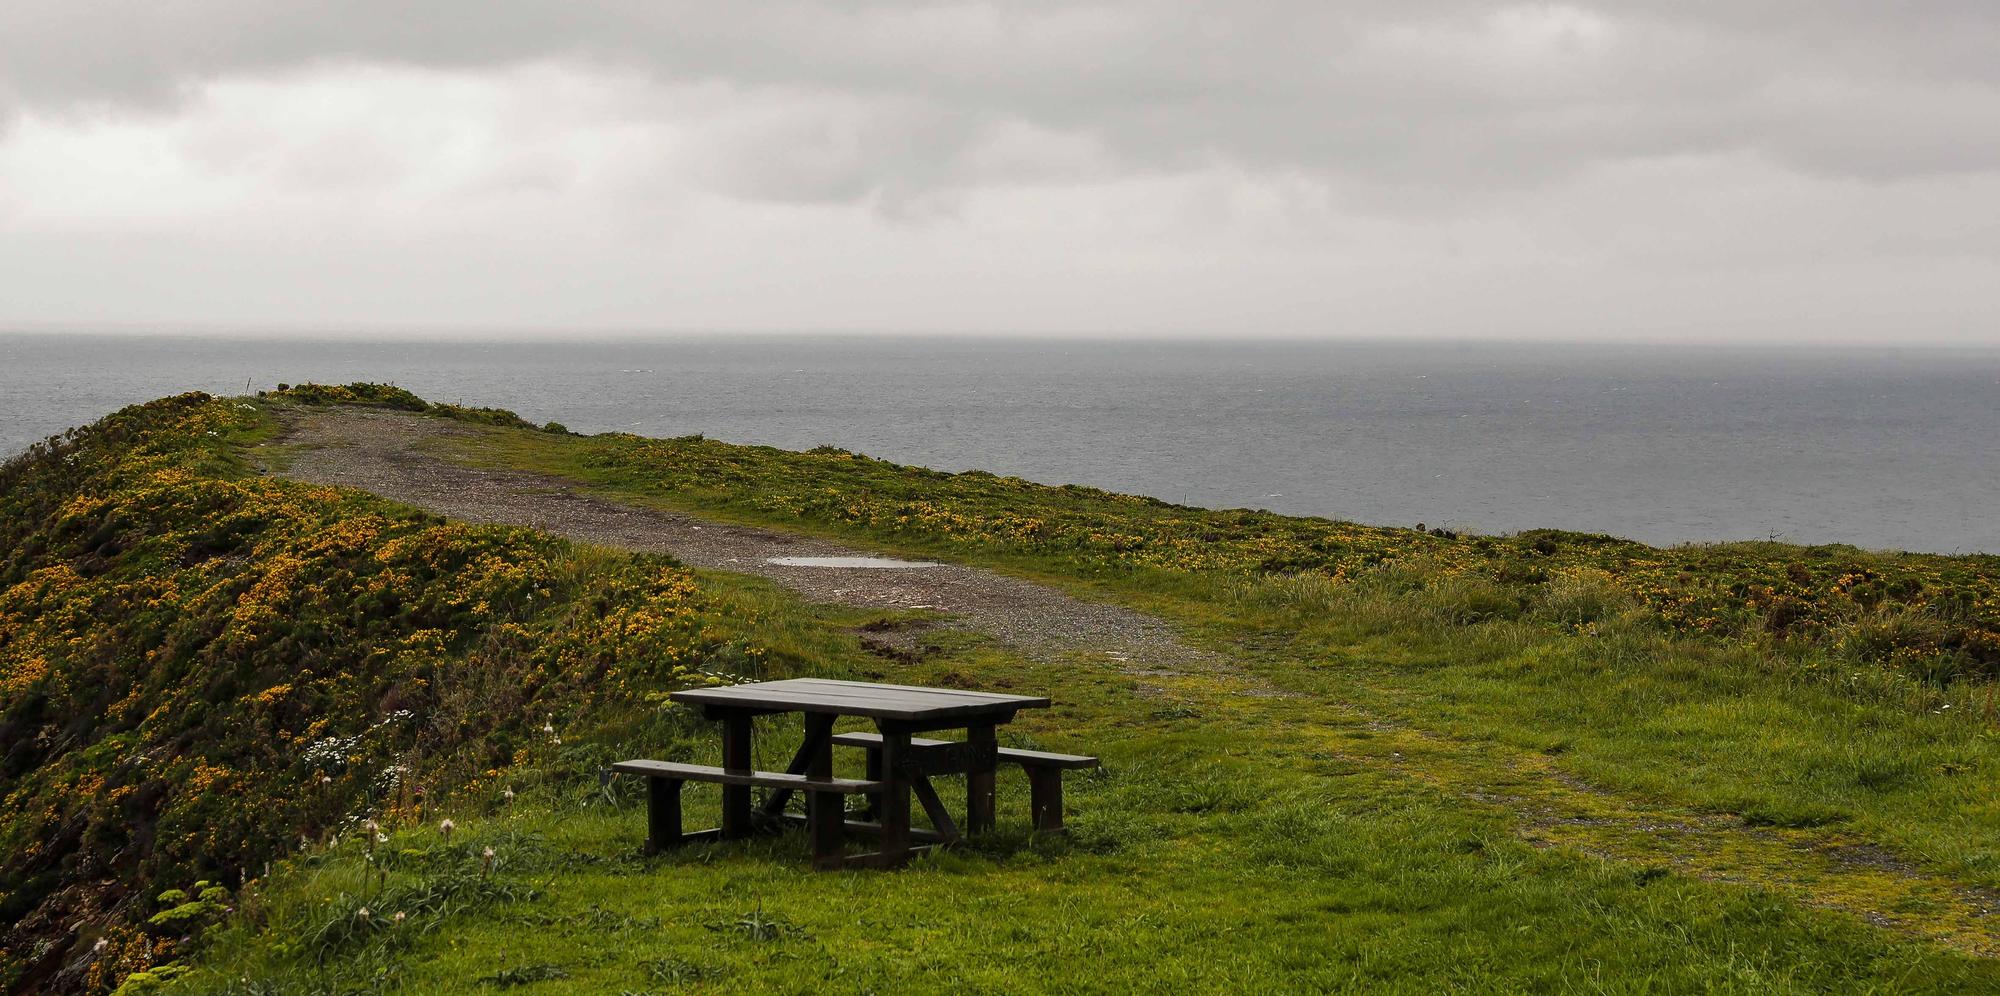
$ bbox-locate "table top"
[670,678,1050,722]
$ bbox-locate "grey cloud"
[5,0,2000,205]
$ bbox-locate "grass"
[431,410,2000,887]
[9,388,2000,992]
[181,617,2000,993]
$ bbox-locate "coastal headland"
[4,385,1998,993]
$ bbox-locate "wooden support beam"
[763,713,836,816]
[911,775,961,843]
[777,814,944,844]
[842,844,939,870]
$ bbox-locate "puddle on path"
[765,555,943,569]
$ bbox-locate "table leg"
[803,716,844,869]
[966,723,998,835]
[877,724,914,865]
[719,709,754,839]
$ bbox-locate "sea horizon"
[6,331,1996,556]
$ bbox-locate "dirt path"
[271,408,1217,669]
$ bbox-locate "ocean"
[3,333,1996,554]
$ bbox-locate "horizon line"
[5,322,1999,352]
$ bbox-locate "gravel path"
[272,408,1216,668]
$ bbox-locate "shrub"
[265,382,429,412]
[0,394,755,992]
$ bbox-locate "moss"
[145,900,223,932]
[109,963,190,994]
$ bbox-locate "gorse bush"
[0,394,756,993]
[255,382,543,432]
[260,382,429,412]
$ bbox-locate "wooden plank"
[833,732,953,750]
[681,685,962,710]
[611,760,882,794]
[666,828,725,847]
[872,738,996,777]
[696,705,785,723]
[843,844,940,870]
[781,677,1048,703]
[671,678,1050,721]
[888,713,1034,736]
[831,732,1100,770]
[684,693,1031,721]
[991,746,1100,770]
[777,813,945,844]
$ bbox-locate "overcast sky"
[2,2,1997,343]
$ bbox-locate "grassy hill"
[4,386,1999,993]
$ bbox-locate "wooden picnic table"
[666,678,1051,868]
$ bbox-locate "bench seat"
[613,759,884,864]
[611,759,882,793]
[827,732,1097,832]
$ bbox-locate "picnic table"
[612,678,1096,869]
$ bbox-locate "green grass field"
[6,387,2000,993]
